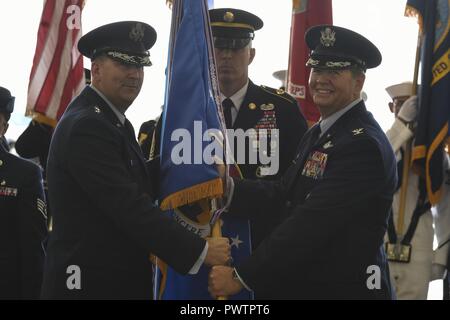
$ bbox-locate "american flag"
[26,0,85,127]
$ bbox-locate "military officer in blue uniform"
[209,25,397,299]
[40,21,230,299]
[0,86,47,299]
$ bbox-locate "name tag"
[301,151,328,179]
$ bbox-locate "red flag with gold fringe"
[287,0,332,126]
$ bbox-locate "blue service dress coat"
[41,86,205,299]
[0,143,47,299]
[230,101,397,299]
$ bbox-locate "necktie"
[303,122,322,154]
[124,118,137,141]
[222,98,234,128]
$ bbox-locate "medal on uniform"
[302,151,328,179]
[0,186,18,197]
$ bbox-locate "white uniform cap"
[272,70,287,87]
[385,82,413,99]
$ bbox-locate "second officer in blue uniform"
[209,25,397,299]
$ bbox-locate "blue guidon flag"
[406,0,450,205]
[153,0,253,300]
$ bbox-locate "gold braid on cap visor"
[106,51,152,67]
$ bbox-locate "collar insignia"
[352,128,364,135]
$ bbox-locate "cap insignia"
[320,27,336,47]
[129,23,145,42]
[224,11,234,23]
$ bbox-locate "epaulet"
[260,85,297,104]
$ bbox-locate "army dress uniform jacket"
[0,143,47,299]
[228,81,307,248]
[230,101,397,299]
[41,86,205,299]
[229,80,307,181]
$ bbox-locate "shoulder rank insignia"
[323,141,333,149]
[94,106,101,113]
[352,128,364,136]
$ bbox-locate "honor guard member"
[0,86,48,299]
[209,25,398,299]
[210,8,308,248]
[384,82,450,299]
[41,21,230,299]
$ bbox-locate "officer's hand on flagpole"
[204,237,231,267]
[398,95,418,123]
[208,266,242,298]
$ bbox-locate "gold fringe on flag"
[405,5,424,32]
[160,178,223,211]
[30,112,58,128]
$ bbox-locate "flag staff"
[396,28,421,240]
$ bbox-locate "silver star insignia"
[230,235,244,249]
[94,106,101,113]
[352,128,364,135]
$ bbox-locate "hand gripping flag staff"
[154,0,252,300]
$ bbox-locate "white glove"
[398,95,418,123]
[431,263,448,281]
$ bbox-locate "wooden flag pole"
[396,29,422,237]
[210,198,227,300]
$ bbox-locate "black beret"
[78,21,156,67]
[305,25,382,71]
